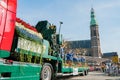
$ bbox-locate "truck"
[0,0,88,80]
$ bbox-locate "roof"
[90,8,98,26]
[85,56,110,63]
[103,52,118,57]
[67,40,91,49]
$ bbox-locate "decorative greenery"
[15,22,43,44]
[39,44,44,64]
[19,48,24,62]
[15,22,48,64]
[27,51,32,63]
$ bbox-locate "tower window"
[94,30,96,36]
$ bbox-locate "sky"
[17,0,120,57]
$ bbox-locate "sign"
[112,56,119,63]
[73,68,78,75]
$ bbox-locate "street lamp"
[59,21,63,34]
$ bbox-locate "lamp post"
[59,21,63,34]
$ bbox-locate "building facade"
[67,8,102,58]
[103,52,119,63]
[90,8,102,57]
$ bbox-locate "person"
[60,45,65,58]
[73,52,79,64]
[66,50,73,66]
[105,63,109,74]
[114,64,119,76]
[108,63,114,76]
[66,50,73,61]
[101,63,105,72]
[78,55,85,63]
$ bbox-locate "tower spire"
[90,7,102,58]
[90,7,98,26]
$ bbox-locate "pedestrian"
[73,51,79,64]
[113,63,119,76]
[101,63,105,72]
[60,44,65,58]
[105,63,109,74]
[66,49,73,66]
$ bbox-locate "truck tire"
[41,63,53,80]
[80,71,85,76]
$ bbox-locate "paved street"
[57,71,120,80]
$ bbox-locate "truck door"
[0,0,7,50]
[0,0,17,56]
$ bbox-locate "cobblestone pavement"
[57,71,120,80]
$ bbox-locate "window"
[93,30,96,36]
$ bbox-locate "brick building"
[67,8,102,58]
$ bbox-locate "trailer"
[0,0,88,80]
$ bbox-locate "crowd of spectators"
[103,63,120,76]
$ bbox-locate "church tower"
[90,8,102,58]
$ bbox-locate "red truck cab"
[0,0,17,57]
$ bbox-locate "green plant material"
[20,49,24,62]
[15,23,43,44]
[39,44,44,64]
[27,51,32,63]
[24,54,27,62]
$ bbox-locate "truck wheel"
[41,63,53,80]
[80,71,85,76]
